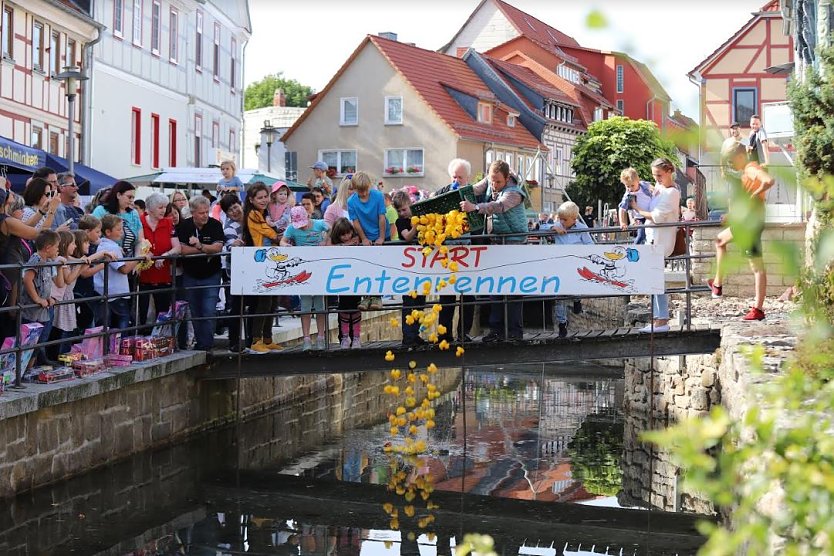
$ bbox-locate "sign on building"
[230,245,665,296]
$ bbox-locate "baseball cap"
[290,205,309,228]
[310,161,328,171]
[730,122,740,129]
[271,180,289,194]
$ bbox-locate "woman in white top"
[631,157,681,332]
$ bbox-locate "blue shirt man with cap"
[307,160,335,198]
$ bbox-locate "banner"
[0,136,44,171]
[230,244,666,296]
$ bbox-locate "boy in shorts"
[708,143,774,321]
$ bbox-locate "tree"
[244,73,314,110]
[569,117,679,210]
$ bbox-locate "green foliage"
[567,411,623,496]
[244,73,314,110]
[568,116,678,210]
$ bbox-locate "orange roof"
[371,35,544,150]
[493,0,580,50]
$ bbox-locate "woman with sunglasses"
[21,178,62,230]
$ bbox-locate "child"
[280,206,329,350]
[384,192,399,241]
[348,171,388,311]
[50,231,88,355]
[218,159,244,193]
[21,230,65,366]
[681,197,698,222]
[551,201,594,337]
[94,214,148,330]
[618,168,653,245]
[392,191,425,347]
[330,218,362,349]
[267,181,294,239]
[74,215,111,329]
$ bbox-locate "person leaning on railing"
[459,159,528,342]
[138,193,181,332]
[176,196,225,352]
[551,201,594,338]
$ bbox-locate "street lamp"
[259,119,278,173]
[54,66,88,175]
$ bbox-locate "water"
[0,363,705,555]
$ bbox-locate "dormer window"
[557,63,580,84]
[507,114,516,127]
[477,102,492,124]
[593,106,604,122]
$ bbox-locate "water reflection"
[0,363,705,555]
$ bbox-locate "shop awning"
[45,154,119,195]
[0,136,45,173]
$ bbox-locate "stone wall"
[620,320,795,517]
[0,309,445,498]
[690,223,805,297]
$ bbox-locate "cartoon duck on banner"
[578,246,639,291]
[254,248,312,291]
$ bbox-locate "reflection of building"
[0,1,99,158]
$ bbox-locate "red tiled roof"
[371,35,544,150]
[485,56,578,107]
[494,0,581,49]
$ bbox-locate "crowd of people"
[0,145,770,361]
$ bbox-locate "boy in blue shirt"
[552,201,594,337]
[347,171,388,311]
[281,206,329,350]
[618,168,653,245]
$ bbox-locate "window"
[195,11,202,70]
[384,148,424,177]
[168,118,177,166]
[150,0,160,54]
[211,120,219,148]
[229,129,235,151]
[616,99,624,113]
[168,8,178,63]
[507,114,516,127]
[616,64,624,93]
[318,149,356,177]
[194,114,202,166]
[132,0,142,46]
[212,23,220,79]
[339,97,358,126]
[230,37,236,90]
[384,96,403,125]
[65,38,76,67]
[49,131,59,155]
[33,21,44,71]
[733,88,757,126]
[3,7,13,59]
[31,126,43,149]
[477,102,492,124]
[150,113,160,168]
[131,107,141,164]
[557,63,579,84]
[113,0,124,37]
[593,106,603,122]
[50,31,60,75]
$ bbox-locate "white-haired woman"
[138,192,181,330]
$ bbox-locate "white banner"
[230,245,666,296]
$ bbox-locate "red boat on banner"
[577,266,633,290]
[257,270,313,291]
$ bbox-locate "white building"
[87,0,251,179]
[242,88,305,175]
[0,0,100,158]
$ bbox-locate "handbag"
[671,226,687,257]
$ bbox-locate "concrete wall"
[690,223,805,297]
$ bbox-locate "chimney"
[273,88,286,107]
[378,32,397,41]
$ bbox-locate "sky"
[244,0,769,123]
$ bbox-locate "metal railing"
[0,219,719,387]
